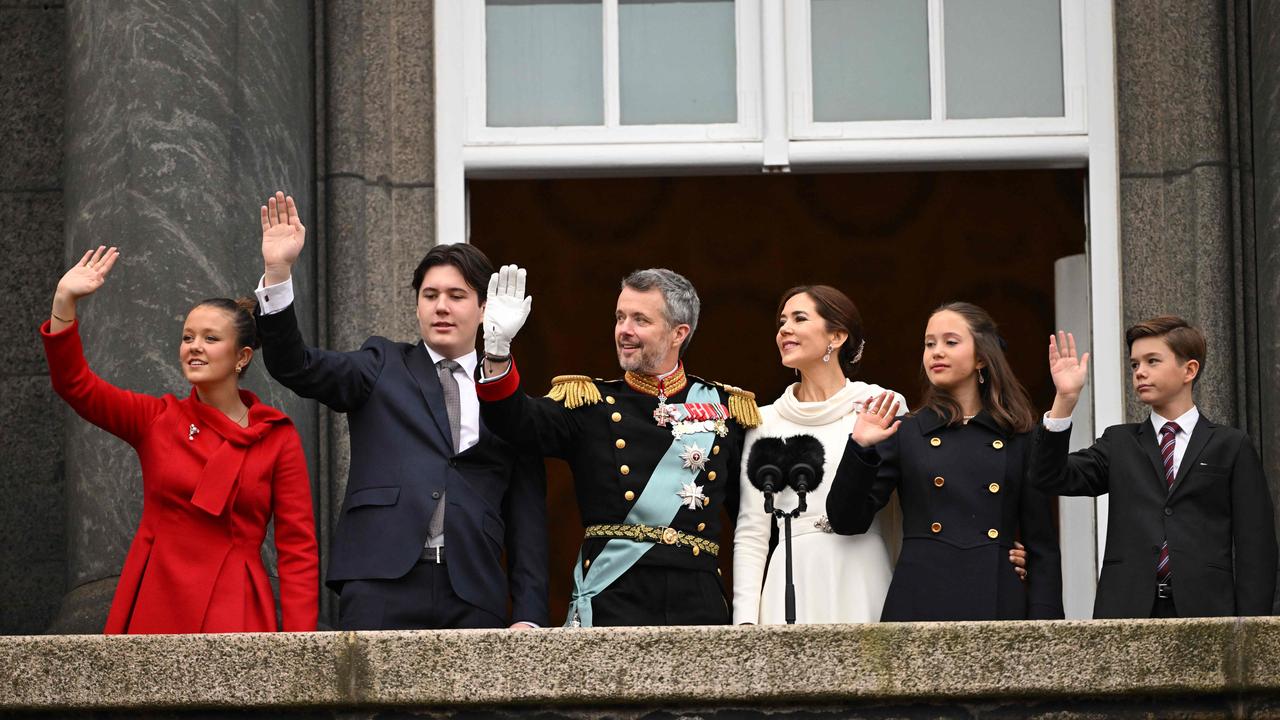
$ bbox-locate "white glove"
[483,264,532,358]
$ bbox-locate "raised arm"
[255,192,380,411]
[42,246,165,445]
[1030,331,1111,497]
[826,392,902,535]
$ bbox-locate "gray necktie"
[428,358,462,539]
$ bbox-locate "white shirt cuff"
[478,362,512,384]
[1041,413,1073,432]
[255,275,294,315]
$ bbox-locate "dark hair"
[917,302,1036,434]
[411,243,494,302]
[195,297,260,372]
[621,268,700,357]
[776,285,865,379]
[1125,315,1205,385]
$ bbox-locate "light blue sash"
[567,382,719,627]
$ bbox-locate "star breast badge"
[679,442,708,472]
[677,481,706,511]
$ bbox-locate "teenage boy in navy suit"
[253,192,547,630]
[1031,316,1275,618]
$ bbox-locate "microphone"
[782,434,825,512]
[746,437,786,514]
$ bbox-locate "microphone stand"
[772,491,808,625]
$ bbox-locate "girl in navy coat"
[826,302,1063,621]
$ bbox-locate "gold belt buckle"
[660,527,679,545]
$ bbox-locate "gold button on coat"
[624,490,635,501]
[611,412,622,422]
[988,483,1000,493]
[615,438,626,449]
[930,522,942,533]
[605,396,616,404]
[930,437,942,447]
[933,476,945,487]
[697,522,706,532]
[988,528,999,539]
[583,559,591,569]
[703,497,711,507]
[707,471,717,481]
[712,445,720,455]
[691,546,700,557]
[992,440,1004,450]
[620,465,630,476]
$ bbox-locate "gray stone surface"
[0,0,66,636]
[60,0,316,620]
[3,620,1280,713]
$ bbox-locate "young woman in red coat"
[41,245,319,633]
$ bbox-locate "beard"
[616,340,667,375]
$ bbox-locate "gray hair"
[621,268,700,357]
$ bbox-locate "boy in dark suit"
[252,192,547,630]
[1032,316,1275,618]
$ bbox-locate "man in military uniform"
[476,266,759,627]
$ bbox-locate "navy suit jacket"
[1030,415,1276,618]
[256,303,548,625]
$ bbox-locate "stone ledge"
[1,618,1278,711]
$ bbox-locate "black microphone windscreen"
[746,437,787,492]
[783,434,826,491]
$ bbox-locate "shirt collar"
[1150,405,1199,436]
[423,343,478,379]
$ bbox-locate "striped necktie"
[1155,421,1181,584]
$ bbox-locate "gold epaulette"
[546,375,602,409]
[715,382,762,428]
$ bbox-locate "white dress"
[732,380,906,625]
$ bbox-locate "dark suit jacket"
[1029,415,1276,618]
[827,409,1063,621]
[257,304,548,625]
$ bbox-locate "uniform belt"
[584,523,719,558]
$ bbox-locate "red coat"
[42,320,318,633]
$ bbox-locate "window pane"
[944,0,1064,119]
[486,0,603,127]
[810,0,930,122]
[619,0,737,125]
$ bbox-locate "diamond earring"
[822,343,833,363]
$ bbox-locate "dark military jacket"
[480,371,752,575]
[826,408,1063,621]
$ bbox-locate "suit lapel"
[1133,421,1168,491]
[1171,417,1216,494]
[404,343,455,453]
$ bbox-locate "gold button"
[624,490,635,501]
[615,438,626,449]
[611,412,622,422]
[703,497,711,507]
[930,522,942,533]
[707,471,717,481]
[712,445,721,455]
[933,476,945,487]
[988,528,999,539]
[620,465,630,476]
[606,396,616,405]
[930,437,942,447]
[717,568,722,576]
[692,545,700,557]
[992,440,1004,450]
[583,558,591,569]
[988,482,1000,493]
[697,522,706,532]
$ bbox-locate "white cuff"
[478,361,512,384]
[255,275,294,315]
[1041,413,1073,432]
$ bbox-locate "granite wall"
[0,0,68,636]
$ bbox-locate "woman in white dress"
[733,285,905,625]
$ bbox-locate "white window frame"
[437,0,1124,618]
[462,0,763,146]
[785,0,1088,141]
